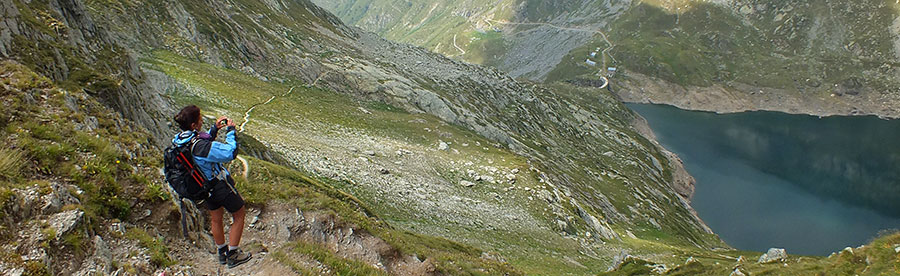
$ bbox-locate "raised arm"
[203,127,238,163]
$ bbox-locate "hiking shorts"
[206,176,245,213]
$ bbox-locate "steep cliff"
[0,0,174,146]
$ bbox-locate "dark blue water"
[627,104,900,256]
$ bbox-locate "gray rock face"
[757,248,787,263]
[0,0,174,146]
[47,210,84,241]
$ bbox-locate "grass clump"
[0,148,25,180]
[125,228,176,268]
[287,241,389,276]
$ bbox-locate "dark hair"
[174,105,201,131]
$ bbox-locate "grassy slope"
[0,58,519,275]
[142,50,622,274]
[312,0,515,61]
[549,0,900,92]
[605,231,900,275]
[0,60,173,274]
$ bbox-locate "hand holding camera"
[216,116,234,129]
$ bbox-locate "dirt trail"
[452,34,466,56]
[486,19,617,68]
[240,86,297,132]
[172,205,435,275]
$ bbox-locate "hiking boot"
[217,246,228,265]
[226,248,252,268]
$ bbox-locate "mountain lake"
[627,103,900,256]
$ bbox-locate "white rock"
[438,141,449,151]
[466,169,477,177]
[476,175,494,182]
[841,247,853,255]
[460,180,475,187]
[757,248,787,263]
[730,268,746,276]
[47,210,84,240]
[685,257,697,264]
[363,150,376,156]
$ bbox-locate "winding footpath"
[235,85,297,178]
[485,19,617,68]
[452,34,466,56]
[240,86,297,132]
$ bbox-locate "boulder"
[475,175,494,182]
[757,248,787,263]
[47,210,84,240]
[459,180,475,187]
[438,141,449,151]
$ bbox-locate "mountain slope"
[317,0,900,118]
[78,0,723,273]
[5,0,898,275]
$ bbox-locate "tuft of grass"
[0,148,25,180]
[287,241,389,276]
[23,260,50,276]
[125,228,176,268]
[139,175,171,203]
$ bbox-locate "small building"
[585,59,597,66]
[589,51,598,58]
[607,67,617,77]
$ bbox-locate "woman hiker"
[172,105,252,268]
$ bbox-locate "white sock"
[217,243,227,250]
[228,245,239,251]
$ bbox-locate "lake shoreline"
[627,103,900,256]
[614,71,900,120]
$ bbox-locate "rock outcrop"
[758,248,788,263]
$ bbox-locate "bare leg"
[228,206,246,247]
[210,208,226,245]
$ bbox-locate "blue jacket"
[171,126,238,181]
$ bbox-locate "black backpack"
[164,139,212,201]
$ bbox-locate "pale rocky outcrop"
[758,248,788,263]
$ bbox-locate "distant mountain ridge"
[316,0,900,118]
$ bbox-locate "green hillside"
[2,0,899,275]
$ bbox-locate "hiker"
[171,105,252,268]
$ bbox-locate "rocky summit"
[0,0,898,275]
